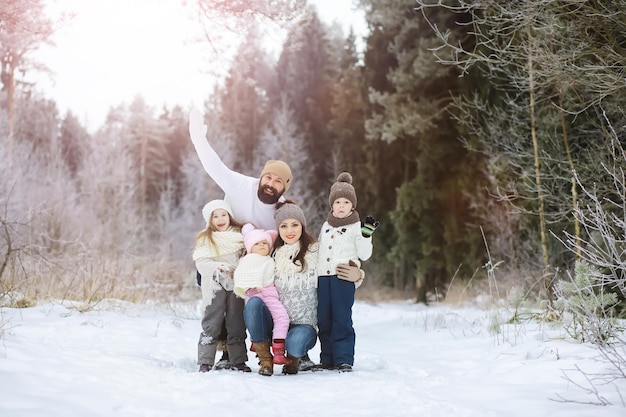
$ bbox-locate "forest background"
[1,0,626,317]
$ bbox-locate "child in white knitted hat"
[193,199,250,373]
[234,223,290,375]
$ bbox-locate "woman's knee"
[243,297,264,318]
[244,297,273,342]
[286,325,316,357]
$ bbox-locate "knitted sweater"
[233,253,275,299]
[317,221,372,277]
[192,230,244,308]
[273,241,319,327]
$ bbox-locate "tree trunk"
[527,26,553,303]
[557,79,580,258]
[415,270,427,304]
[140,120,147,224]
[7,58,15,169]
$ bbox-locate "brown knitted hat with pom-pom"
[328,172,357,208]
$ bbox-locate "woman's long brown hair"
[273,200,316,271]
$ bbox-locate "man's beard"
[257,184,282,205]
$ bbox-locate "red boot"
[272,339,289,365]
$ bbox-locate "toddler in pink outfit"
[234,223,290,364]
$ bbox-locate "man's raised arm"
[188,108,237,190]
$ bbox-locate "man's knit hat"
[202,199,233,224]
[242,223,278,253]
[328,172,357,208]
[274,201,307,229]
[260,160,293,191]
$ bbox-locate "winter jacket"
[193,230,244,308]
[317,221,372,277]
[233,253,276,298]
[234,253,290,339]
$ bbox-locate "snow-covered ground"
[1,299,624,416]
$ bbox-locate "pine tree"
[13,93,59,154]
[0,0,54,164]
[127,96,170,224]
[79,106,140,254]
[219,26,273,173]
[158,105,193,206]
[254,94,317,222]
[414,0,626,300]
[360,0,487,300]
[58,111,90,176]
[272,6,336,216]
[328,30,367,182]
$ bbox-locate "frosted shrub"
[555,260,620,345]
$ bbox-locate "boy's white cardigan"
[317,221,372,279]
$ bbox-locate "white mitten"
[188,108,208,144]
[215,265,234,291]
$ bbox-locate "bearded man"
[189,108,291,231]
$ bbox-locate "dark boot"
[337,363,353,372]
[298,353,315,372]
[230,362,252,372]
[281,355,300,375]
[213,347,230,370]
[254,341,274,376]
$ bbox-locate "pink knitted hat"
[242,223,278,253]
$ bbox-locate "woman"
[243,200,319,375]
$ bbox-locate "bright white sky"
[32,0,367,132]
[1,299,625,416]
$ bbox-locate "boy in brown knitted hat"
[316,172,380,372]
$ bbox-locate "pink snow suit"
[234,224,289,340]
